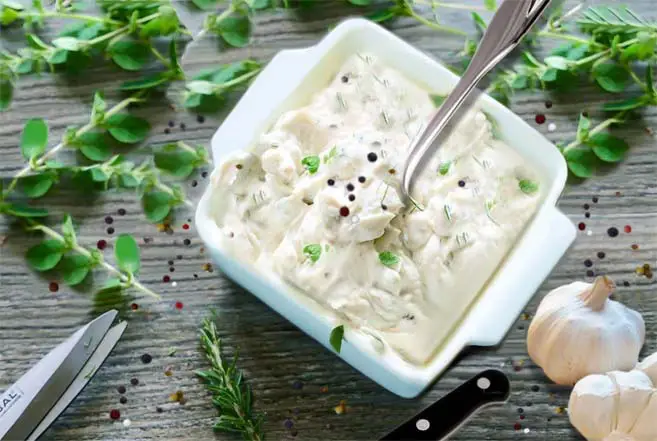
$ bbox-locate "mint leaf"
[59,254,91,286]
[105,114,150,144]
[303,244,322,263]
[518,179,539,195]
[115,234,140,274]
[378,251,399,267]
[588,133,629,163]
[329,325,345,353]
[26,239,65,271]
[21,118,48,160]
[301,155,320,174]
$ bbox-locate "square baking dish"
[195,18,576,398]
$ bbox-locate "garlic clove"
[628,388,657,441]
[610,371,653,434]
[568,373,618,439]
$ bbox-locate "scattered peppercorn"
[348,194,356,202]
[107,227,114,235]
[184,239,191,246]
[381,204,387,210]
[97,239,107,250]
[168,120,175,128]
[201,171,208,178]
[623,281,631,287]
[196,115,205,124]
[191,180,198,187]
[458,180,466,188]
[156,407,163,413]
[339,206,350,217]
[607,227,619,237]
[388,168,396,175]
[110,409,121,420]
[358,176,366,183]
[346,183,355,192]
[341,75,349,83]
[168,260,174,265]
[535,114,546,124]
[169,267,175,273]
[584,259,593,267]
[141,354,152,364]
[164,128,171,135]
[131,303,139,311]
[105,216,113,225]
[117,386,126,394]
[327,179,335,186]
[624,225,632,233]
[130,378,139,386]
[632,244,639,250]
[367,152,378,162]
[531,385,540,392]
[163,275,170,283]
[175,301,183,310]
[585,212,591,218]
[583,204,590,210]
[120,396,128,404]
[49,282,59,293]
[545,101,553,109]
[586,270,595,277]
[597,251,605,259]
[592,196,599,203]
[180,123,186,131]
[578,222,586,231]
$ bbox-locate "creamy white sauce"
[210,54,540,364]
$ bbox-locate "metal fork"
[400,0,553,204]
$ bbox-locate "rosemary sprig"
[197,317,264,441]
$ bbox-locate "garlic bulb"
[568,352,657,441]
[527,276,645,385]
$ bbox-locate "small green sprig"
[197,317,265,441]
[183,60,262,111]
[18,214,159,298]
[329,324,345,353]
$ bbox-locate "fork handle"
[401,0,552,197]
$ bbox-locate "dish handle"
[469,206,576,347]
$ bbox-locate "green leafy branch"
[197,317,265,441]
[0,0,185,110]
[2,209,160,298]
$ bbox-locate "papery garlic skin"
[527,277,645,386]
[569,360,657,441]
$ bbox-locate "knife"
[380,370,511,440]
[0,310,126,441]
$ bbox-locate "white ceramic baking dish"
[195,18,576,398]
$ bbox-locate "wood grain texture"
[1,1,657,440]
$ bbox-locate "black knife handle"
[380,369,510,441]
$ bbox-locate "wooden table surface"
[2,1,656,440]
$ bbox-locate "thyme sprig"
[197,317,265,441]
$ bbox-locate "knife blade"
[380,370,510,440]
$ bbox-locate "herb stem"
[150,46,171,68]
[562,112,627,154]
[536,30,594,46]
[27,220,160,299]
[3,94,144,197]
[18,11,122,26]
[408,10,468,36]
[83,12,161,48]
[571,38,639,67]
[413,0,487,12]
[212,68,262,92]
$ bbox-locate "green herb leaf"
[139,5,180,37]
[0,80,13,111]
[109,40,151,71]
[576,113,590,142]
[565,148,597,178]
[154,147,198,178]
[115,234,140,274]
[0,5,19,25]
[518,179,539,194]
[329,325,344,353]
[593,62,629,93]
[484,0,496,11]
[301,155,320,174]
[90,91,106,124]
[96,277,124,295]
[105,114,150,144]
[21,173,54,198]
[647,64,655,97]
[20,118,48,160]
[191,0,219,10]
[120,72,170,91]
[48,49,69,65]
[119,173,141,188]
[26,239,65,271]
[186,80,216,95]
[2,203,49,218]
[430,94,446,107]
[438,161,451,175]
[52,36,82,51]
[544,56,570,71]
[77,132,111,161]
[588,133,629,162]
[142,191,173,223]
[215,9,252,47]
[61,214,76,245]
[303,244,322,263]
[89,167,110,182]
[471,12,487,33]
[378,251,399,267]
[602,96,648,111]
[59,254,91,286]
[511,74,528,89]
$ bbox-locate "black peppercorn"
[367,152,377,162]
